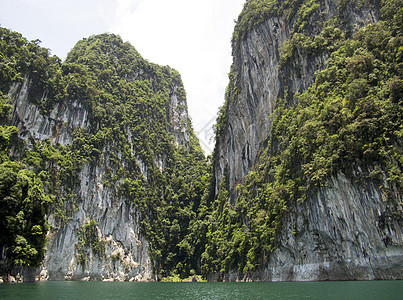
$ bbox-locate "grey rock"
[214,0,379,202]
[209,172,403,281]
[8,68,191,281]
[213,0,402,281]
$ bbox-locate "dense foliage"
[204,0,402,274]
[0,92,51,268]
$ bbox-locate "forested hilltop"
[0,0,402,282]
[0,30,209,281]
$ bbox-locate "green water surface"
[0,280,402,299]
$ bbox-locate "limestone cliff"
[1,32,206,281]
[9,76,156,281]
[209,0,403,281]
[210,171,403,281]
[214,0,380,201]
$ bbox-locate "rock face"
[214,0,380,202]
[212,0,403,281]
[42,162,152,281]
[10,76,89,146]
[210,172,403,281]
[9,76,150,281]
[168,84,190,149]
[270,172,403,281]
[8,68,191,281]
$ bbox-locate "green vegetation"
[232,0,305,46]
[205,0,402,274]
[161,274,206,282]
[0,93,51,268]
[232,0,380,48]
[75,220,105,266]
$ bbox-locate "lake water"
[0,280,402,299]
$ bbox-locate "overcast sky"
[0,0,245,153]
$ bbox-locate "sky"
[0,0,246,153]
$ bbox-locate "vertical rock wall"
[214,0,379,202]
[217,172,403,281]
[212,0,402,281]
[8,71,191,281]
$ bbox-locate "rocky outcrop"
[8,76,152,281]
[214,0,380,202]
[42,162,153,281]
[7,67,191,281]
[210,172,403,281]
[212,0,402,281]
[10,76,88,146]
[168,84,190,149]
